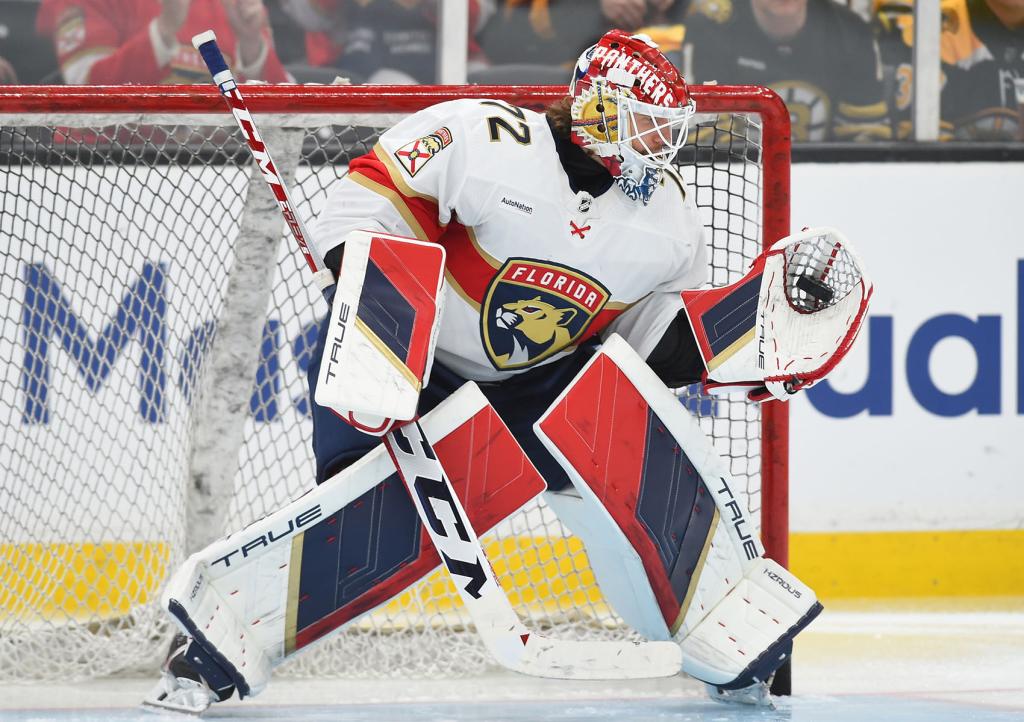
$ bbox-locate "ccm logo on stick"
[390,425,489,600]
[212,504,322,568]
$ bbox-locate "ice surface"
[2,605,1021,721]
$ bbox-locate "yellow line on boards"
[790,529,1024,598]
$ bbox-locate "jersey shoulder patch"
[393,126,453,177]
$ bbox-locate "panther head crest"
[493,296,577,365]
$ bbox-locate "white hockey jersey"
[312,99,707,382]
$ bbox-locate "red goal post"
[0,84,790,681]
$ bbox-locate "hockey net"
[0,85,790,681]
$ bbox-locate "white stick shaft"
[192,31,334,291]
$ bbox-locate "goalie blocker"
[314,230,446,434]
[535,334,823,691]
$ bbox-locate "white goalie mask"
[569,30,696,204]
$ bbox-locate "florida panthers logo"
[482,259,609,370]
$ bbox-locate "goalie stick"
[190,30,681,680]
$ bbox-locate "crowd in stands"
[0,0,1020,141]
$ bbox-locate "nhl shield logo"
[482,258,609,370]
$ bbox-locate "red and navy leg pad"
[536,349,717,634]
[162,383,545,698]
[289,389,547,654]
[537,335,822,690]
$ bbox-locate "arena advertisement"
[788,161,1024,597]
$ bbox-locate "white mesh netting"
[0,92,780,682]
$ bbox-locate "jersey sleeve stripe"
[348,149,447,243]
[438,223,500,310]
[373,143,444,204]
[346,172,432,241]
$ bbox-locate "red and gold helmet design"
[569,29,696,192]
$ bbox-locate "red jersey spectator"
[37,0,290,84]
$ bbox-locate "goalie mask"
[569,30,696,205]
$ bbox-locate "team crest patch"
[481,259,609,371]
[393,127,452,177]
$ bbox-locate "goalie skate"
[705,681,774,707]
[141,634,226,715]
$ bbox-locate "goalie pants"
[307,311,596,490]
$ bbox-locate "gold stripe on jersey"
[444,269,481,312]
[347,172,431,242]
[60,45,117,73]
[375,142,443,204]
[662,167,687,203]
[466,225,501,270]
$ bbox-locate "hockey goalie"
[147,29,872,714]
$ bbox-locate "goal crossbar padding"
[164,382,546,697]
[314,230,446,421]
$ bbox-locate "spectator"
[876,0,1024,140]
[477,0,605,77]
[0,0,60,82]
[478,0,689,79]
[36,0,290,84]
[683,0,891,142]
[281,0,493,84]
[600,0,686,30]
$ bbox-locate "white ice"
[1,605,1021,721]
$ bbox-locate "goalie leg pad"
[542,487,673,642]
[535,337,736,640]
[535,334,821,688]
[163,382,546,698]
[682,558,822,689]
